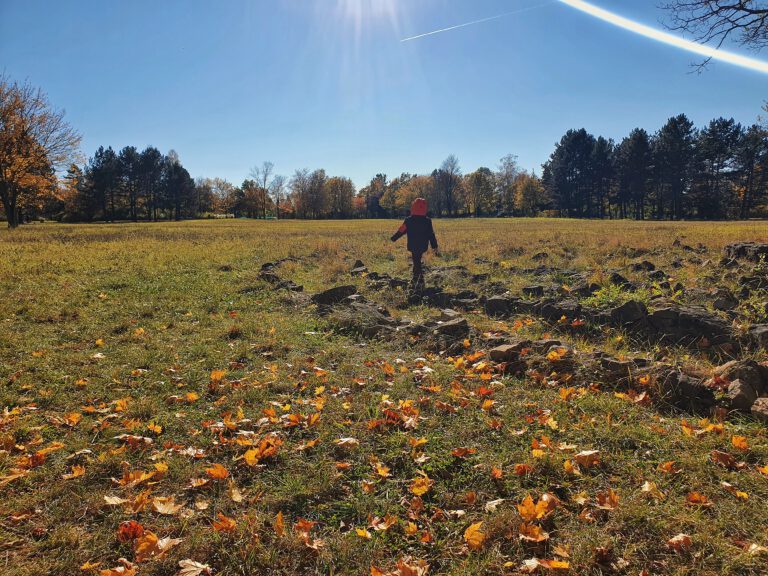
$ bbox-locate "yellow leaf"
[464,521,486,550]
[62,465,85,480]
[732,435,749,451]
[409,474,434,496]
[274,511,285,537]
[212,512,237,533]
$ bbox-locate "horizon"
[1,0,766,188]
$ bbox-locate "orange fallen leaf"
[205,463,229,480]
[519,522,549,543]
[667,533,692,553]
[274,511,285,537]
[685,492,712,508]
[731,435,749,451]
[134,531,182,562]
[410,474,434,496]
[464,521,486,550]
[212,512,237,533]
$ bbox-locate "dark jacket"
[390,215,438,254]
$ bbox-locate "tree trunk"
[2,193,19,228]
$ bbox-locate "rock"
[610,300,648,324]
[433,317,470,339]
[751,397,768,422]
[631,260,656,272]
[516,300,541,315]
[648,270,667,282]
[540,299,581,321]
[713,360,766,396]
[259,271,282,284]
[728,380,759,412]
[489,345,519,363]
[326,301,398,339]
[406,323,430,336]
[522,285,545,298]
[350,260,368,275]
[750,325,768,350]
[277,280,303,292]
[531,339,563,352]
[311,285,357,305]
[656,370,716,413]
[440,309,461,321]
[485,296,512,317]
[741,275,768,290]
[532,252,548,261]
[351,259,365,270]
[713,289,738,311]
[600,357,635,378]
[570,281,600,297]
[724,242,768,262]
[609,272,635,290]
[647,305,733,347]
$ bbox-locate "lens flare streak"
[557,0,768,74]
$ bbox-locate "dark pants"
[411,251,425,289]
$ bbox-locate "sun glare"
[335,0,401,39]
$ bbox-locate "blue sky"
[1,0,765,188]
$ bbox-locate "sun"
[335,0,401,38]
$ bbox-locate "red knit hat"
[411,197,428,216]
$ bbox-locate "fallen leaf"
[464,521,486,550]
[177,559,213,576]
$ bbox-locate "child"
[390,197,439,290]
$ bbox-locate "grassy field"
[1,218,768,576]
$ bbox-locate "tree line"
[3,75,768,226]
[542,115,768,220]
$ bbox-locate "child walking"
[390,198,439,291]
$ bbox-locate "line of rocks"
[257,255,768,421]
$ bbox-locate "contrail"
[558,0,768,74]
[400,3,552,43]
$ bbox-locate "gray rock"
[631,260,656,272]
[440,309,461,321]
[728,379,759,412]
[740,275,768,290]
[600,357,635,378]
[750,397,768,422]
[433,317,470,339]
[713,289,738,311]
[713,360,766,396]
[750,325,768,350]
[540,299,581,321]
[610,300,648,324]
[485,296,512,317]
[656,370,716,413]
[648,305,733,347]
[311,285,357,305]
[609,272,635,290]
[489,340,532,362]
[724,242,768,262]
[522,285,545,298]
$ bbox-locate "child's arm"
[390,221,407,242]
[428,220,438,251]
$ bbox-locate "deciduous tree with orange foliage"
[0,76,81,228]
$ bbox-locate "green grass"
[1,219,767,575]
